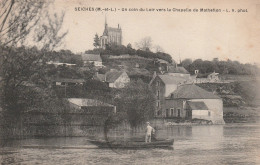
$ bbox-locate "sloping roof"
[107,27,121,32]
[187,101,208,110]
[158,59,168,64]
[103,26,121,36]
[105,71,125,83]
[171,84,221,99]
[208,72,219,76]
[68,98,114,107]
[168,66,189,74]
[158,75,187,85]
[81,54,102,62]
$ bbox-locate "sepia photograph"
[0,0,260,164]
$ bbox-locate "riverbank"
[223,106,260,123]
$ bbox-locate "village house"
[94,70,130,88]
[149,74,188,117]
[165,84,225,124]
[80,54,103,67]
[193,71,221,83]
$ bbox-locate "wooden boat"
[87,138,174,149]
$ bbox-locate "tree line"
[181,58,259,75]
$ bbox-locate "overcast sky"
[54,0,260,64]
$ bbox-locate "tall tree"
[93,33,100,48]
[135,36,153,51]
[115,80,156,128]
[126,43,132,49]
[0,0,68,136]
[153,45,164,53]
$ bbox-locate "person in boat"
[145,122,155,143]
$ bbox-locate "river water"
[1,122,260,165]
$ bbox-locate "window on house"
[208,111,211,116]
[157,110,161,116]
[166,109,169,117]
[157,90,160,99]
[157,101,160,107]
[177,109,181,117]
[170,108,174,117]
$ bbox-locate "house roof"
[158,75,187,85]
[94,71,128,83]
[81,54,102,62]
[187,101,208,110]
[208,72,219,76]
[171,84,221,99]
[68,98,114,107]
[158,59,168,64]
[105,71,125,83]
[167,66,189,74]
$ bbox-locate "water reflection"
[0,123,260,165]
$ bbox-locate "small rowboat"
[87,139,174,149]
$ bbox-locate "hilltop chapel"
[100,18,122,49]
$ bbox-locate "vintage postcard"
[0,0,260,164]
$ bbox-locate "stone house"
[165,84,225,124]
[81,54,103,67]
[149,74,187,117]
[94,70,130,88]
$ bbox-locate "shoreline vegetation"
[1,46,260,139]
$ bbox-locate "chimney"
[118,24,119,29]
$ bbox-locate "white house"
[81,54,103,67]
[166,84,225,124]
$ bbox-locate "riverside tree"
[0,0,68,136]
[114,80,156,128]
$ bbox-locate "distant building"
[81,54,102,67]
[149,74,187,117]
[94,70,130,88]
[67,98,116,126]
[165,84,224,124]
[164,65,190,79]
[47,61,76,68]
[51,78,85,86]
[207,71,219,81]
[193,71,221,83]
[100,17,122,49]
